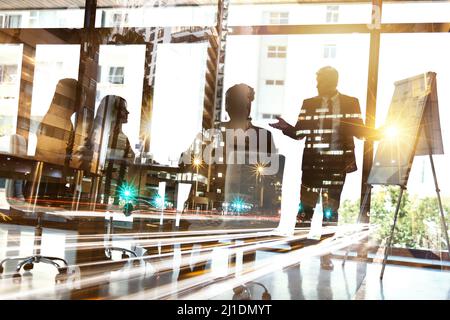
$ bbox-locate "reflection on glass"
[223,34,369,229]
[0,44,22,153]
[150,42,208,165]
[0,1,85,28]
[228,2,372,26]
[382,1,450,23]
[371,33,450,251]
[97,44,146,159]
[95,0,217,28]
[83,95,134,174]
[28,45,80,157]
[178,83,284,216]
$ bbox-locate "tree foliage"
[339,186,450,251]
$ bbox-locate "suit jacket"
[283,94,370,174]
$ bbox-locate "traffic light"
[230,197,251,213]
[118,183,137,215]
[324,208,333,220]
[118,183,137,202]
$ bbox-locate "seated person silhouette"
[35,78,79,167]
[215,84,280,215]
[18,78,80,201]
[0,79,80,279]
[180,83,280,217]
[75,95,139,267]
[176,83,281,278]
[76,95,135,206]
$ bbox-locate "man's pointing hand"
[269,116,292,131]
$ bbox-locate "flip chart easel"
[343,72,449,280]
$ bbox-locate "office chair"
[233,281,272,300]
[0,135,71,283]
[0,212,70,283]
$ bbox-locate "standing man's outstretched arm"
[269,103,307,140]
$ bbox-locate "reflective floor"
[0,212,448,300]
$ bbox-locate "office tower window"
[0,65,18,84]
[29,11,39,27]
[323,44,337,58]
[4,14,22,28]
[265,79,285,86]
[269,12,289,25]
[267,46,287,58]
[112,12,129,28]
[261,113,281,119]
[326,5,339,23]
[108,66,125,84]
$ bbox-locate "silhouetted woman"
[34,78,80,198]
[35,78,79,166]
[77,95,134,204]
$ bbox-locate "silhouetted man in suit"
[270,66,379,270]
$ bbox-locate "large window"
[0,64,18,84]
[0,44,22,151]
[368,33,450,251]
[150,43,208,166]
[228,2,372,26]
[95,0,218,28]
[382,0,450,23]
[28,45,80,157]
[0,1,85,28]
[223,34,370,228]
[0,0,449,254]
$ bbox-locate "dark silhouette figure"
[270,66,379,269]
[180,83,280,213]
[219,83,279,213]
[34,78,80,198]
[0,80,80,279]
[176,84,282,280]
[270,67,378,221]
[222,83,275,153]
[77,95,134,204]
[35,78,79,166]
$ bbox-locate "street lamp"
[254,164,265,208]
[193,157,202,197]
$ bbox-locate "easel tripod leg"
[380,187,404,280]
[437,196,450,257]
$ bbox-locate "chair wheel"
[55,273,68,283]
[58,267,68,274]
[12,273,21,283]
[23,263,34,271]
[132,259,140,267]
